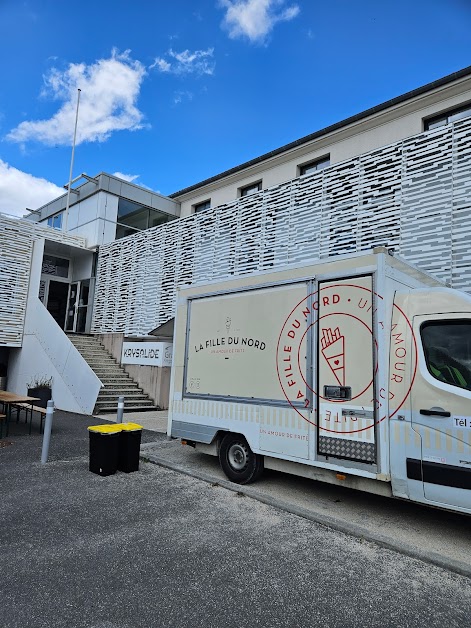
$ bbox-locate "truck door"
[316,276,377,465]
[409,314,471,511]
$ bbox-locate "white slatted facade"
[0,215,86,346]
[92,117,471,336]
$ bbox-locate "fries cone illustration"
[321,327,345,385]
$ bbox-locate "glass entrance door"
[76,281,90,333]
[65,282,80,332]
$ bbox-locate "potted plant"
[27,375,53,408]
[0,363,7,391]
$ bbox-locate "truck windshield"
[421,321,471,391]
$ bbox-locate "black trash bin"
[118,422,143,473]
[88,424,122,476]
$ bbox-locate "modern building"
[27,171,179,245]
[2,65,471,414]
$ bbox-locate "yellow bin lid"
[121,422,143,431]
[88,424,123,434]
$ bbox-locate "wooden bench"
[12,403,47,434]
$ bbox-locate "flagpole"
[63,88,81,232]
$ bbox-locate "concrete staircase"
[67,334,160,414]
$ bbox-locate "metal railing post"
[117,396,124,423]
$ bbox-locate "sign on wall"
[121,342,173,367]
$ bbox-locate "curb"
[141,450,471,580]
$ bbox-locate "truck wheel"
[219,433,264,484]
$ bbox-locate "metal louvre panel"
[400,127,454,282]
[91,117,471,336]
[194,208,221,283]
[358,144,402,252]
[290,175,321,262]
[320,159,360,257]
[0,214,86,346]
[451,119,471,291]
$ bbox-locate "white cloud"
[219,0,300,43]
[0,160,64,217]
[173,91,194,105]
[150,48,215,76]
[152,58,172,72]
[6,49,147,146]
[112,172,140,183]
[112,172,156,191]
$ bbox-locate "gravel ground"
[1,411,470,628]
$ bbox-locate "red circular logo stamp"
[276,282,417,434]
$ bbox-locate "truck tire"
[219,433,264,484]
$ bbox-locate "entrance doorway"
[47,281,69,329]
[65,280,90,333]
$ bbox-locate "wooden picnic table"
[0,391,40,438]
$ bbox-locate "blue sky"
[0,0,470,216]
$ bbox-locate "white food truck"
[168,248,471,514]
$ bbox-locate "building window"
[299,156,330,176]
[115,198,175,240]
[424,103,471,131]
[194,199,211,213]
[239,181,262,197]
[46,212,63,230]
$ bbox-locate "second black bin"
[118,422,143,473]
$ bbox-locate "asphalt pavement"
[1,410,470,628]
[141,439,471,578]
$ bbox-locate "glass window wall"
[116,199,175,240]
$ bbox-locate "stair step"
[96,372,132,377]
[96,395,155,407]
[76,349,113,354]
[97,383,143,389]
[97,388,151,395]
[90,362,122,366]
[94,406,160,414]
[95,373,130,379]
[71,340,104,345]
[95,392,154,400]
[95,399,156,406]
[96,397,155,408]
[98,391,147,397]
[97,378,136,384]
[94,376,129,380]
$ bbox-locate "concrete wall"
[124,363,171,410]
[97,333,171,409]
[71,251,94,282]
[67,192,119,248]
[177,78,471,216]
